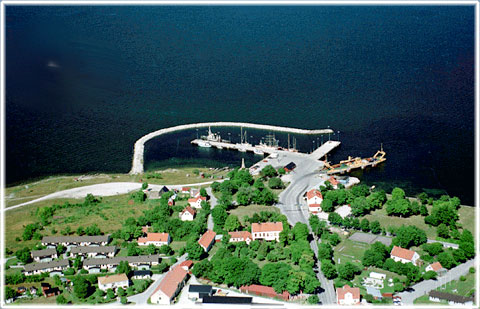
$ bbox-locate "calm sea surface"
[5,6,475,204]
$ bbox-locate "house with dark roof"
[70,246,116,259]
[188,285,213,300]
[31,248,58,262]
[150,265,188,304]
[83,255,161,273]
[41,235,110,248]
[428,290,474,306]
[23,259,70,276]
[132,270,152,279]
[202,296,253,304]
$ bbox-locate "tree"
[211,207,228,228]
[15,247,32,264]
[236,187,252,206]
[328,233,341,246]
[292,223,309,241]
[360,219,370,232]
[337,262,360,281]
[362,242,389,268]
[437,251,456,269]
[85,224,101,236]
[117,287,126,297]
[307,295,319,304]
[116,261,132,277]
[420,204,429,216]
[422,243,444,256]
[192,259,212,278]
[437,224,450,238]
[392,187,406,200]
[321,259,337,279]
[200,188,208,197]
[268,177,284,189]
[22,223,38,241]
[141,182,148,190]
[430,203,458,226]
[351,197,368,216]
[121,296,128,304]
[106,288,115,300]
[73,277,91,299]
[261,165,277,178]
[459,241,475,259]
[260,188,276,205]
[77,226,85,236]
[186,240,204,260]
[5,286,16,300]
[393,225,427,248]
[370,221,381,234]
[423,270,437,280]
[321,199,334,212]
[318,243,333,260]
[328,212,343,226]
[130,190,146,203]
[224,215,241,232]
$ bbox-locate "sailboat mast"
[288,134,290,150]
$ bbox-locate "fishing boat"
[197,140,212,148]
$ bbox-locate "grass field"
[228,204,280,225]
[413,294,449,305]
[361,205,475,239]
[333,238,369,267]
[5,167,229,208]
[435,270,476,297]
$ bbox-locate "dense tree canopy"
[393,225,427,248]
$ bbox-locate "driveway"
[398,258,476,304]
[206,187,218,230]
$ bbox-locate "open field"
[333,238,369,267]
[413,294,449,305]
[5,167,229,208]
[361,205,475,239]
[228,204,281,225]
[435,270,476,297]
[5,194,156,253]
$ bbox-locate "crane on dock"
[323,145,386,175]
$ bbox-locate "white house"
[390,246,420,265]
[23,260,69,276]
[426,262,447,275]
[98,274,129,291]
[188,196,207,209]
[198,230,216,252]
[306,189,323,205]
[150,265,188,304]
[137,233,171,246]
[228,231,253,245]
[327,176,339,189]
[179,206,196,221]
[251,222,283,242]
[368,272,387,286]
[337,285,360,305]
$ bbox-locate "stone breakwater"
[129,122,334,174]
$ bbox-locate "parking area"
[349,232,392,246]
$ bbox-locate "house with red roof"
[198,230,216,252]
[188,196,207,209]
[138,233,171,247]
[336,285,360,305]
[150,265,188,304]
[179,206,196,221]
[327,176,339,189]
[306,189,323,206]
[179,260,193,271]
[390,246,420,265]
[240,284,290,301]
[251,222,283,242]
[426,262,447,275]
[228,231,253,245]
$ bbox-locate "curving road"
[275,156,336,305]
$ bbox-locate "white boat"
[269,153,279,159]
[197,140,212,148]
[216,145,223,150]
[253,148,264,155]
[238,147,247,152]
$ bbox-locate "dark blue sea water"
[5,6,475,204]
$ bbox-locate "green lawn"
[360,205,475,239]
[333,238,369,267]
[435,271,476,297]
[228,204,280,225]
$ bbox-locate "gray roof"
[83,255,161,267]
[71,246,116,255]
[31,248,57,258]
[42,235,110,244]
[24,259,69,272]
[429,291,474,304]
[366,287,382,298]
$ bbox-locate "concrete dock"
[309,140,341,160]
[129,122,334,174]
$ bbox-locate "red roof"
[182,187,191,192]
[138,233,170,244]
[181,206,196,216]
[152,265,188,299]
[251,222,283,234]
[198,230,216,250]
[337,285,360,301]
[240,284,290,301]
[429,262,444,271]
[306,189,323,200]
[188,196,207,203]
[390,246,416,261]
[327,176,339,186]
[228,231,252,240]
[179,260,193,269]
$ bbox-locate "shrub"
[460,275,466,281]
[469,267,475,274]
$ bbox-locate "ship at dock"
[323,145,386,175]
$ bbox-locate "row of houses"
[41,235,110,248]
[83,254,163,273]
[228,222,284,245]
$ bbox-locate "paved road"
[426,239,459,249]
[5,181,225,211]
[398,258,476,304]
[206,187,217,230]
[127,254,187,305]
[275,156,336,305]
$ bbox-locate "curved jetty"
[129,122,334,174]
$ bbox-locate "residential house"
[181,187,191,195]
[188,285,213,300]
[70,246,116,259]
[251,222,283,242]
[179,206,196,221]
[426,262,447,275]
[168,198,175,206]
[179,260,193,272]
[336,285,360,305]
[83,255,161,273]
[145,186,170,199]
[41,235,110,249]
[284,162,296,172]
[31,248,58,262]
[327,176,339,189]
[23,259,70,276]
[150,265,188,304]
[228,231,252,245]
[428,291,474,306]
[390,246,420,265]
[369,272,386,286]
[132,270,152,279]
[98,274,129,291]
[198,230,216,252]
[306,189,323,205]
[43,287,60,298]
[240,284,290,301]
[138,233,171,246]
[188,196,207,209]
